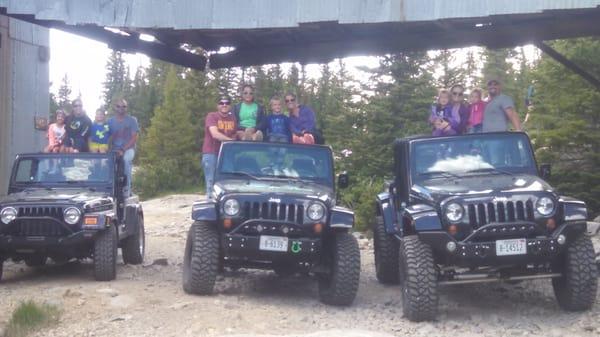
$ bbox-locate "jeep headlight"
[1,207,17,224]
[536,197,555,216]
[445,203,464,222]
[307,203,325,221]
[223,199,240,216]
[63,207,82,225]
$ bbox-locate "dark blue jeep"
[182,141,360,306]
[373,132,597,321]
[0,153,145,281]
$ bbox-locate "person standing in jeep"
[201,96,237,197]
[108,98,139,196]
[482,79,522,132]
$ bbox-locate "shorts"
[89,142,109,152]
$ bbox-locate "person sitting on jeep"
[262,96,291,143]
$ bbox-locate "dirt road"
[0,194,599,337]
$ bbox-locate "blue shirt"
[90,122,111,144]
[108,115,139,149]
[266,114,291,139]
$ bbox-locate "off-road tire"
[0,260,3,281]
[122,215,145,265]
[318,232,361,306]
[25,255,48,267]
[399,235,438,322]
[552,234,598,311]
[182,221,219,295]
[373,216,400,284]
[93,225,118,281]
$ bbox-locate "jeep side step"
[439,272,562,285]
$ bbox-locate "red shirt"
[202,111,237,154]
[468,101,486,127]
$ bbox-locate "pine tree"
[102,51,129,112]
[431,49,467,89]
[136,66,199,196]
[57,74,72,111]
[529,38,600,217]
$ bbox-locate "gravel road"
[0,194,598,337]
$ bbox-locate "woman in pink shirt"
[467,88,485,133]
[45,110,67,153]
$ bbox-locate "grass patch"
[4,301,60,337]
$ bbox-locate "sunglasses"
[452,92,463,96]
[116,105,127,108]
[285,98,295,103]
[218,101,231,106]
[243,91,253,95]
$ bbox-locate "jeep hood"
[215,179,334,201]
[412,174,554,203]
[1,188,112,205]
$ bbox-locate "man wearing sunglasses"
[108,98,138,196]
[483,79,522,132]
[202,95,237,197]
[232,84,264,141]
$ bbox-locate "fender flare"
[375,192,399,235]
[401,204,443,234]
[330,206,354,230]
[191,200,218,222]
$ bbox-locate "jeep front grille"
[242,202,304,224]
[6,219,69,236]
[467,200,534,228]
[18,206,63,220]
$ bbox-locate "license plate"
[259,235,288,252]
[496,238,527,256]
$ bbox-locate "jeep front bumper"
[222,234,321,262]
[417,221,587,267]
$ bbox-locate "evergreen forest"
[53,38,600,230]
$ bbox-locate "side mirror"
[337,172,349,189]
[539,164,551,180]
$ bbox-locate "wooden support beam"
[535,42,600,91]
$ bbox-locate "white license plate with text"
[259,235,288,252]
[496,238,527,256]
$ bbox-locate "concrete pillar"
[0,15,49,196]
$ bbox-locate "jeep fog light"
[63,207,82,225]
[557,234,566,245]
[0,207,17,224]
[446,241,457,252]
[445,203,464,222]
[224,199,240,216]
[307,203,325,221]
[536,197,555,216]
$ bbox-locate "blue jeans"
[123,148,135,196]
[202,153,217,197]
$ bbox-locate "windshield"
[411,133,537,183]
[217,143,334,186]
[13,156,113,184]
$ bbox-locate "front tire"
[318,232,361,306]
[93,225,118,281]
[373,216,399,284]
[122,215,145,265]
[552,234,598,311]
[399,235,438,322]
[182,221,219,295]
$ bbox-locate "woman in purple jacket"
[285,93,317,144]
